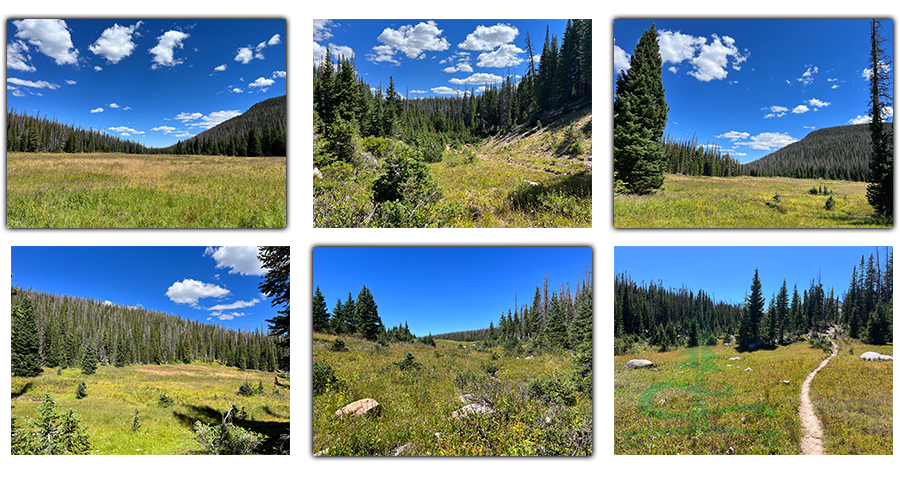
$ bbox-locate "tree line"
[11,288,287,376]
[6,95,286,157]
[312,285,421,344]
[314,19,591,167]
[615,247,892,355]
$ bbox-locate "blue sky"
[615,246,891,306]
[11,246,280,331]
[312,247,592,336]
[7,18,286,148]
[614,18,894,163]
[314,19,570,98]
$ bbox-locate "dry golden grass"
[7,152,286,228]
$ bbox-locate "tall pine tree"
[614,24,668,194]
[12,297,43,377]
[865,19,893,219]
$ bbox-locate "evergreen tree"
[738,269,765,348]
[258,246,290,369]
[545,292,568,348]
[776,280,790,345]
[247,128,262,157]
[865,19,893,219]
[81,339,98,375]
[12,297,43,377]
[355,285,383,341]
[312,286,330,333]
[614,24,668,194]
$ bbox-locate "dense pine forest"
[6,95,286,157]
[314,19,591,166]
[615,247,892,354]
[11,288,287,372]
[659,123,893,182]
[314,265,592,357]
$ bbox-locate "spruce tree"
[312,286,330,333]
[81,339,98,375]
[738,269,765,348]
[12,297,43,377]
[355,285,383,341]
[614,23,668,194]
[865,19,893,219]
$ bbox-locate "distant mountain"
[743,122,893,182]
[167,95,286,156]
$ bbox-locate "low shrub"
[331,338,348,352]
[393,352,422,371]
[12,393,92,455]
[157,391,175,407]
[193,416,266,455]
[527,373,577,407]
[313,362,338,396]
[76,381,87,399]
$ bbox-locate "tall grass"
[11,362,289,454]
[613,342,880,454]
[312,333,591,455]
[614,174,889,228]
[809,337,893,454]
[7,152,286,228]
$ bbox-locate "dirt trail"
[798,331,839,455]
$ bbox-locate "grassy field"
[7,152,286,228]
[614,339,892,454]
[614,174,890,228]
[809,337,893,454]
[11,363,290,454]
[312,333,592,455]
[313,110,591,228]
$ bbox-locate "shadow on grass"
[11,380,35,399]
[174,404,289,454]
[507,173,591,216]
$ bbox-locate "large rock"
[449,403,494,419]
[859,351,893,361]
[334,398,381,418]
[624,359,654,369]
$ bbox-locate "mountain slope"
[743,122,893,182]
[167,95,286,156]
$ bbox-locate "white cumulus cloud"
[203,246,266,276]
[150,30,189,69]
[235,46,253,64]
[313,19,336,41]
[89,21,142,64]
[735,132,798,151]
[448,73,504,86]
[369,20,449,64]
[214,64,227,71]
[655,30,749,82]
[792,105,810,114]
[614,45,631,75]
[7,77,60,90]
[458,23,519,51]
[476,43,524,68]
[90,107,103,113]
[166,279,230,307]
[13,19,79,65]
[7,40,35,72]
[807,98,830,108]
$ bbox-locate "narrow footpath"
[798,336,839,455]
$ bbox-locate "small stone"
[334,398,380,418]
[782,380,790,385]
[744,367,753,372]
[729,357,741,361]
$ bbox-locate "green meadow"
[7,152,286,228]
[614,174,890,228]
[11,363,290,455]
[614,338,892,454]
[312,333,592,456]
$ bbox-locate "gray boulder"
[859,351,893,361]
[624,359,654,369]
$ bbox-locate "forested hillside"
[742,123,893,181]
[6,95,285,156]
[314,19,591,164]
[7,107,150,154]
[165,95,286,156]
[11,288,287,372]
[615,248,892,354]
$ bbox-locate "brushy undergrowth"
[7,152,286,228]
[614,342,874,454]
[312,332,592,456]
[614,174,890,228]
[10,362,289,454]
[809,336,893,454]
[313,110,591,228]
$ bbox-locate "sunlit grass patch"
[7,152,286,228]
[11,362,289,455]
[614,174,887,228]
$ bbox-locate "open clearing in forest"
[614,338,892,454]
[312,333,592,455]
[7,152,286,228]
[614,174,889,228]
[11,362,290,455]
